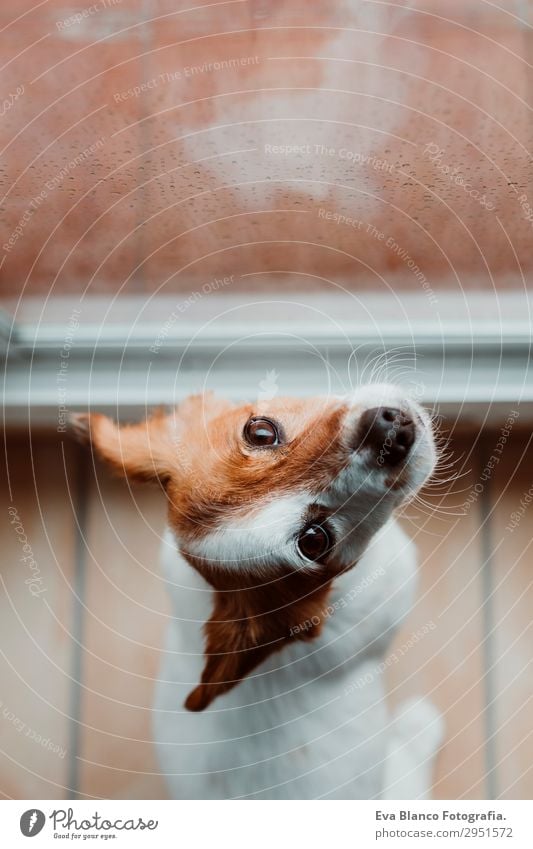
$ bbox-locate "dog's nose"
[356,406,415,466]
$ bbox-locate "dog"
[72,382,444,799]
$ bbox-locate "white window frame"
[2,291,532,426]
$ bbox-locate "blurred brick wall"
[1,0,532,298]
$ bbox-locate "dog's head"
[72,383,436,710]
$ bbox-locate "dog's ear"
[70,410,177,484]
[184,579,332,711]
[184,606,275,712]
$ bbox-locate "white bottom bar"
[1,799,532,848]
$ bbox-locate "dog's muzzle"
[354,406,416,467]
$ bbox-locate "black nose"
[356,406,415,466]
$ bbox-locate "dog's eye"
[297,524,331,562]
[244,417,280,447]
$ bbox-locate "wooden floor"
[1,426,532,799]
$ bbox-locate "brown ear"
[70,410,177,483]
[184,578,333,712]
[184,608,276,712]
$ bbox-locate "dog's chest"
[153,520,417,798]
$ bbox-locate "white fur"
[184,493,312,572]
[383,698,445,800]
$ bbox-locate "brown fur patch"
[70,409,177,484]
[183,557,336,711]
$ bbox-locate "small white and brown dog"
[73,382,444,799]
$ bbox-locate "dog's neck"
[181,552,351,711]
[160,518,415,712]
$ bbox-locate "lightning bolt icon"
[28,811,37,833]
